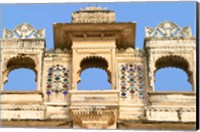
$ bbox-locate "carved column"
[72,48,78,90]
[192,49,196,92]
[147,49,156,91]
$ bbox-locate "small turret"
[72,6,115,23]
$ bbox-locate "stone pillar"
[0,42,2,90]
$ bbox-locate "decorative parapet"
[116,47,145,57]
[45,48,72,54]
[72,6,115,23]
[0,104,45,120]
[145,21,192,38]
[44,48,72,59]
[3,23,45,39]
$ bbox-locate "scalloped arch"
[5,56,37,77]
[78,55,111,83]
[80,55,109,71]
[154,55,191,77]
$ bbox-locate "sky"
[0,2,196,91]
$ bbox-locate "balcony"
[69,90,119,129]
[145,91,196,122]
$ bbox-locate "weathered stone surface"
[0,7,196,130]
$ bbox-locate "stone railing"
[147,91,196,105]
[69,90,119,106]
[1,91,43,104]
[0,91,44,120]
[144,92,196,122]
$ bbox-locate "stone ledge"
[0,119,72,128]
[1,91,43,94]
[1,120,196,130]
[148,91,195,95]
[117,121,196,130]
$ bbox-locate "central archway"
[77,56,111,90]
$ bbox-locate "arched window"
[3,56,37,91]
[77,56,111,90]
[78,68,111,90]
[154,55,192,92]
[4,68,36,91]
[155,68,192,91]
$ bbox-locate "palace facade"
[0,7,196,129]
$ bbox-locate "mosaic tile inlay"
[119,63,145,100]
[46,64,69,95]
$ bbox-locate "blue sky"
[1,2,196,91]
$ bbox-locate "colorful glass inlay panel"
[46,64,69,95]
[119,63,145,99]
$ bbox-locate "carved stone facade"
[0,7,196,130]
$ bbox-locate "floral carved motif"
[3,23,45,39]
[145,21,192,38]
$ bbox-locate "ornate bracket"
[70,106,118,128]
